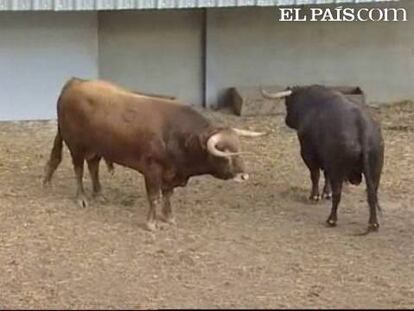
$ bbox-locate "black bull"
[263,85,384,232]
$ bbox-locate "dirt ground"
[0,102,413,309]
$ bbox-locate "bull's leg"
[364,168,381,232]
[366,187,379,231]
[309,169,321,201]
[144,166,163,231]
[87,156,106,203]
[366,148,383,232]
[161,188,175,225]
[322,171,332,199]
[72,154,88,208]
[326,179,343,227]
[300,147,321,202]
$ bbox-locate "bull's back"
[55,79,206,169]
[300,95,364,169]
[56,80,169,164]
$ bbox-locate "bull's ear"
[185,132,209,152]
[196,128,223,152]
[184,134,200,152]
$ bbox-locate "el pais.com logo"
[278,6,408,22]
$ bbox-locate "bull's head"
[205,127,266,182]
[261,87,299,129]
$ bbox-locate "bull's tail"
[104,158,115,175]
[43,78,81,186]
[43,126,63,186]
[362,144,381,213]
[360,122,383,227]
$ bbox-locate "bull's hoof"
[309,194,321,202]
[163,216,176,226]
[326,218,337,227]
[146,221,157,232]
[355,223,380,236]
[322,192,332,200]
[93,193,108,204]
[77,196,89,208]
[368,223,380,232]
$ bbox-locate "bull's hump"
[81,80,130,96]
[79,80,179,105]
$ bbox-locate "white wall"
[98,10,204,106]
[0,12,98,121]
[0,2,413,121]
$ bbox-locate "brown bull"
[43,78,265,231]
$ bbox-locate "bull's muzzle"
[233,173,249,182]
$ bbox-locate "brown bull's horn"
[206,133,244,157]
[232,128,267,137]
[261,88,292,99]
[133,90,176,100]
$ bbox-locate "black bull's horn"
[261,88,293,99]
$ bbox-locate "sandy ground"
[0,102,413,309]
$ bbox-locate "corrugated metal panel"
[0,0,400,11]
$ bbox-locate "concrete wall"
[0,12,98,121]
[0,2,412,120]
[98,10,204,106]
[205,1,414,108]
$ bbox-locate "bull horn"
[133,91,176,100]
[206,133,243,157]
[261,88,292,99]
[232,128,267,137]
